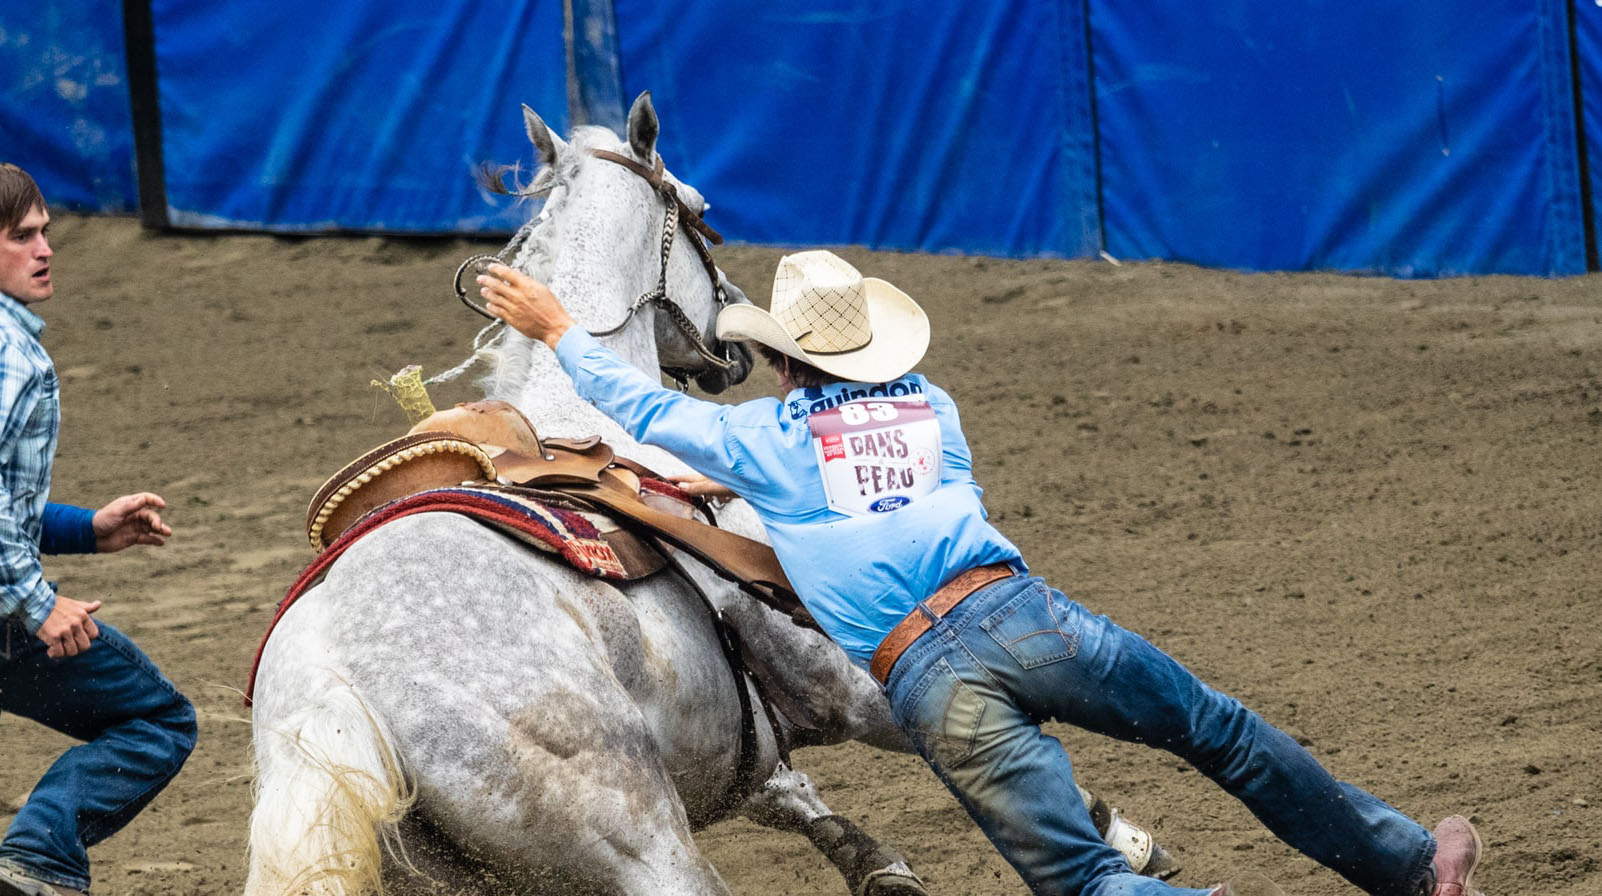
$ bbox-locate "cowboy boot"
[1429,815,1484,896]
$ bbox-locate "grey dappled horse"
[246,93,1170,896]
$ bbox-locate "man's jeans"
[1,618,196,892]
[883,575,1436,896]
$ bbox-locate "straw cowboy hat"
[715,250,930,383]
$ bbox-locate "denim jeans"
[884,575,1436,896]
[0,618,196,892]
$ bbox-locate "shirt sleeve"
[41,502,97,554]
[0,482,54,633]
[0,484,52,631]
[553,328,772,495]
[923,382,977,480]
[0,339,55,632]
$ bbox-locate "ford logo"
[869,496,911,513]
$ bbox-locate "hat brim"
[716,278,929,383]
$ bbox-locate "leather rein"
[454,149,741,385]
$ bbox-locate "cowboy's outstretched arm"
[551,327,769,492]
[479,263,770,501]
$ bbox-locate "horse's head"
[511,92,753,395]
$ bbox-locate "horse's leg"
[251,518,740,896]
[738,761,927,896]
[396,714,733,896]
[666,530,908,752]
[739,762,1177,893]
[351,519,737,896]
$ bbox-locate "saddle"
[304,400,812,628]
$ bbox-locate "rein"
[452,149,740,383]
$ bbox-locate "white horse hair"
[245,91,1170,896]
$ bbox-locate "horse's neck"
[489,319,693,479]
[484,156,696,477]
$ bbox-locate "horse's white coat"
[246,95,911,896]
[246,92,1168,896]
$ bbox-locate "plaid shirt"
[0,292,62,633]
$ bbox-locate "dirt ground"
[3,213,1600,895]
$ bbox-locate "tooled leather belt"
[869,562,1017,685]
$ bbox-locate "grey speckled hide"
[245,92,1168,896]
[244,93,928,896]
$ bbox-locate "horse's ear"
[626,91,659,163]
[522,104,564,168]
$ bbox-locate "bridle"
[453,149,743,387]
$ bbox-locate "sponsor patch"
[809,397,941,516]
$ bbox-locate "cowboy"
[479,248,1484,896]
[0,163,197,896]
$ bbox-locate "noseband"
[453,149,741,386]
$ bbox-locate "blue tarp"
[1091,0,1586,276]
[612,0,1100,259]
[0,0,137,212]
[2,1,1598,275]
[1578,0,1602,267]
[149,0,566,232]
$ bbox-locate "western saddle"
[304,399,812,628]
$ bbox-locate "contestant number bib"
[809,397,941,515]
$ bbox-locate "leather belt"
[869,563,1016,685]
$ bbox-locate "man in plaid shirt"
[0,163,195,896]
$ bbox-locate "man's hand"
[38,595,101,658]
[668,473,738,501]
[479,263,576,350]
[93,492,172,552]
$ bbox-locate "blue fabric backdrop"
[149,0,566,232]
[2,1,1598,275]
[1578,0,1602,267]
[0,0,137,212]
[612,0,1100,259]
[1090,0,1585,276]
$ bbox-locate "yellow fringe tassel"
[371,365,437,425]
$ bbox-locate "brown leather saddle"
[305,400,813,629]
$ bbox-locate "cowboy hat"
[715,250,929,383]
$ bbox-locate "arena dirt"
[3,214,1600,895]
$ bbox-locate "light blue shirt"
[556,328,1024,667]
[0,293,64,633]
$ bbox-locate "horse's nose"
[696,340,753,394]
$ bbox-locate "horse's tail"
[245,674,413,896]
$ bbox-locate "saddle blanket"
[244,485,672,705]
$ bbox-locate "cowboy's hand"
[93,492,172,552]
[668,473,738,501]
[37,595,102,659]
[480,263,576,349]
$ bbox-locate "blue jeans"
[884,575,1436,896]
[0,618,196,892]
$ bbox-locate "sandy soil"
[3,214,1601,895]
